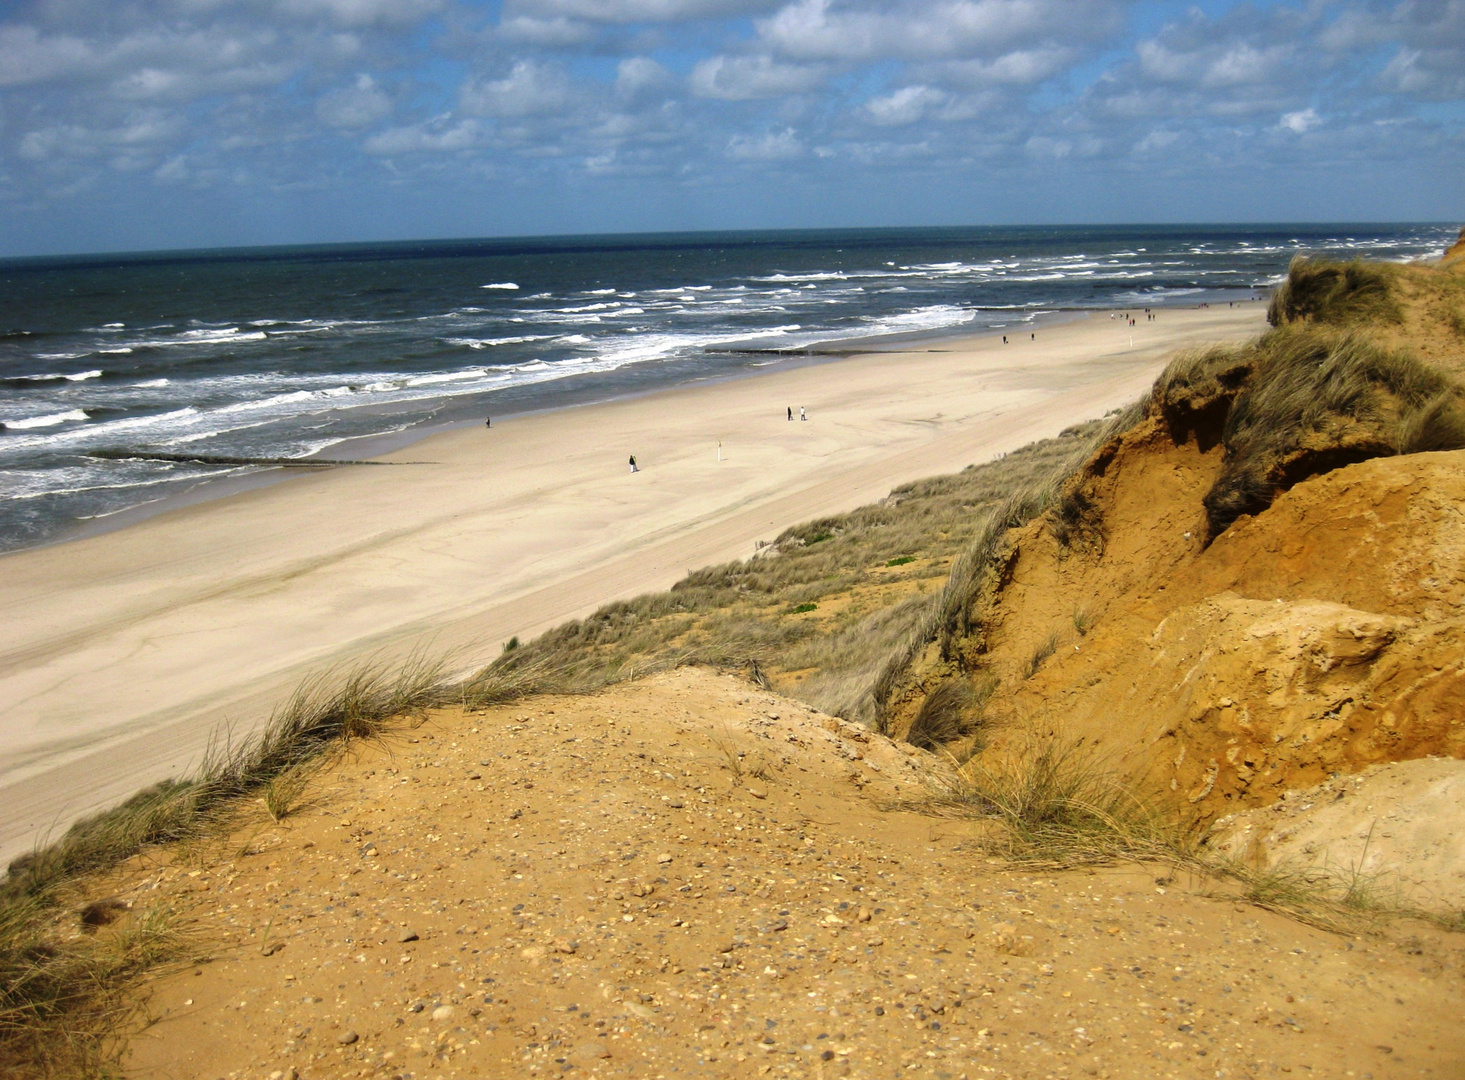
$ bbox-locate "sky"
[0,0,1462,256]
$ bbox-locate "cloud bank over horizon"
[0,0,1461,256]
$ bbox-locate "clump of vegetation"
[1203,325,1465,535]
[911,735,1169,867]
[1267,255,1400,328]
[0,654,452,1079]
[905,676,993,751]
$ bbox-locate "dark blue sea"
[0,223,1456,552]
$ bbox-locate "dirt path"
[120,669,1463,1080]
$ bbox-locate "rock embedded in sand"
[571,1040,611,1063]
[397,928,419,943]
[431,1005,454,1022]
[335,1030,358,1045]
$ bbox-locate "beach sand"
[0,305,1265,864]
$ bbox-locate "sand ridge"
[116,667,1465,1080]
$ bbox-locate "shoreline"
[11,303,1213,557]
[0,302,1267,865]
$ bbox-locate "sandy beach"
[0,304,1265,865]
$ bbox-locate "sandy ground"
[0,305,1266,866]
[116,667,1465,1080]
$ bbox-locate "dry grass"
[1202,325,1465,535]
[0,653,455,1080]
[475,421,1117,732]
[1267,255,1401,328]
[909,734,1171,868]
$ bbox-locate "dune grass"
[1267,255,1401,328]
[479,419,1120,729]
[0,653,460,1079]
[1197,325,1465,535]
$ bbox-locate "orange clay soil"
[93,668,1463,1080]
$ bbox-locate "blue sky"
[0,0,1461,256]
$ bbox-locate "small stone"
[260,941,285,956]
[508,809,523,820]
[667,799,685,809]
[764,918,789,933]
[657,852,673,864]
[431,1005,455,1022]
[552,938,579,954]
[717,940,737,954]
[397,929,419,943]
[467,772,482,780]
[745,785,767,799]
[571,1040,611,1063]
[336,1030,359,1045]
[283,1070,298,1080]
[856,906,872,923]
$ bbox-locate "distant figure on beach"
[1030,333,1034,340]
[629,455,638,474]
[787,406,793,421]
[485,416,491,428]
[1003,335,1008,343]
[799,406,807,421]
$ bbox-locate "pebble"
[398,929,419,943]
[657,852,673,863]
[667,799,685,809]
[571,1040,611,1063]
[336,1030,358,1045]
[746,785,768,799]
[431,1005,455,1022]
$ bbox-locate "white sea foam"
[133,379,170,388]
[5,409,89,429]
[444,335,549,349]
[481,282,520,290]
[8,368,102,382]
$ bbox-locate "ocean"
[0,223,1456,553]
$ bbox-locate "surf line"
[87,449,433,467]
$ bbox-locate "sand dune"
[0,305,1266,865]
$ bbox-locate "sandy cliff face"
[895,292,1465,846]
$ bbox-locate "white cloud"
[616,56,673,100]
[497,16,597,46]
[504,0,779,24]
[863,85,946,126]
[273,0,445,27]
[316,73,393,127]
[1278,107,1321,134]
[932,45,1073,86]
[690,53,827,99]
[757,0,1118,62]
[461,60,573,117]
[725,126,804,159]
[0,26,93,88]
[363,116,486,154]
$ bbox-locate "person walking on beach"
[629,454,638,474]
[787,406,793,421]
[485,416,491,428]
[799,406,807,421]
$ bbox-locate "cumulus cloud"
[460,60,574,117]
[1278,107,1322,134]
[690,53,827,98]
[757,0,1120,62]
[863,85,947,125]
[504,0,780,24]
[317,73,393,127]
[726,126,804,158]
